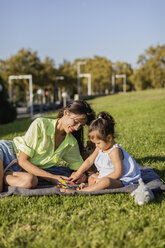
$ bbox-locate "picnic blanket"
[0,164,164,197]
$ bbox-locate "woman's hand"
[48,175,62,185]
[61,176,76,185]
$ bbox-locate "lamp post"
[77,61,86,96]
[62,92,67,107]
[37,88,44,114]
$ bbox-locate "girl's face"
[89,131,112,151]
[63,110,87,133]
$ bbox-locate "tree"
[40,57,56,87]
[0,49,43,84]
[132,44,165,90]
[0,49,57,103]
[58,60,77,99]
[86,56,112,94]
[73,56,112,95]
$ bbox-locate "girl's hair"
[58,100,95,154]
[88,111,115,141]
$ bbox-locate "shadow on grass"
[153,192,165,204]
[136,156,165,181]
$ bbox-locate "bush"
[0,100,17,124]
[0,77,17,124]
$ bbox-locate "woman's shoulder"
[34,117,56,123]
[32,117,56,127]
[67,133,77,146]
[30,118,57,136]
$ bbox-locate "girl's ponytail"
[88,111,115,141]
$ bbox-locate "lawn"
[0,89,165,248]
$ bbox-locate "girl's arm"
[106,148,123,179]
[69,147,99,182]
[18,151,62,184]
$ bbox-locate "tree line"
[0,44,164,103]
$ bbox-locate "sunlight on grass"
[0,89,165,247]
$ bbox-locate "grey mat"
[0,164,165,197]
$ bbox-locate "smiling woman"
[0,100,95,192]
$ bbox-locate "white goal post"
[8,75,33,117]
[112,74,126,93]
[79,73,91,95]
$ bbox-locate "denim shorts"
[0,140,22,172]
[0,140,74,177]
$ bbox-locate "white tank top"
[94,144,141,184]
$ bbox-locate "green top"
[13,118,83,170]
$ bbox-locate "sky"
[0,0,165,68]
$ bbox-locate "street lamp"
[37,88,44,114]
[62,92,67,108]
[77,61,86,96]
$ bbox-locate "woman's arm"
[18,151,61,184]
[69,147,99,181]
[106,148,123,179]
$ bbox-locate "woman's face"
[63,110,87,133]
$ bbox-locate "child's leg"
[0,159,4,192]
[88,173,99,186]
[81,177,123,192]
[4,171,38,189]
[60,177,123,193]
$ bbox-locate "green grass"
[0,88,165,248]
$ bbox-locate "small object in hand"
[76,184,82,191]
[76,183,87,191]
[59,179,67,185]
[55,178,78,190]
[56,185,61,188]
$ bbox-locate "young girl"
[62,111,141,192]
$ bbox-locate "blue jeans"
[43,166,74,177]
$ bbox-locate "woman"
[0,100,95,192]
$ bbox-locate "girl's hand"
[75,173,87,183]
[69,171,80,182]
[69,172,87,184]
